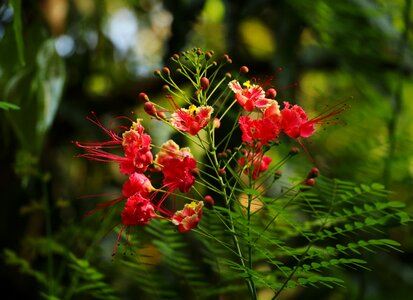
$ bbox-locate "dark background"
[1,0,412,299]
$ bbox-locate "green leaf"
[4,39,65,154]
[396,212,411,224]
[35,39,66,150]
[0,101,20,110]
[360,184,371,192]
[371,183,385,190]
[387,201,406,208]
[3,248,48,285]
[10,0,25,66]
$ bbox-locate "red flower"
[239,151,272,180]
[154,140,192,170]
[239,116,280,148]
[171,201,203,232]
[280,102,315,139]
[122,172,154,198]
[121,193,156,226]
[263,101,281,123]
[120,120,153,173]
[228,80,272,112]
[162,156,197,193]
[75,115,153,174]
[155,140,198,193]
[171,105,213,135]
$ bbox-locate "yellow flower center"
[243,80,251,88]
[188,105,198,115]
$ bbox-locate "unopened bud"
[218,168,226,176]
[197,48,203,56]
[205,50,214,60]
[225,72,232,79]
[162,67,170,76]
[274,170,282,180]
[200,77,209,90]
[156,111,166,120]
[305,178,316,186]
[300,178,316,192]
[289,147,300,156]
[212,118,221,129]
[154,69,161,76]
[223,54,232,64]
[172,53,179,61]
[191,168,200,177]
[144,102,156,116]
[217,152,227,159]
[308,167,319,179]
[240,66,249,74]
[204,195,215,208]
[163,84,170,92]
[138,92,149,102]
[265,88,277,99]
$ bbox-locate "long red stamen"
[307,102,349,125]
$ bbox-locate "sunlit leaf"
[35,39,66,150]
[0,101,20,110]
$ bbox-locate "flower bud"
[144,102,156,116]
[223,54,232,64]
[163,84,170,92]
[217,152,227,159]
[240,66,249,74]
[204,195,215,208]
[212,118,221,129]
[305,178,316,186]
[289,147,300,156]
[225,72,232,79]
[200,77,209,90]
[218,168,226,176]
[156,111,166,120]
[265,88,277,99]
[138,92,149,102]
[308,167,319,179]
[162,67,170,76]
[154,69,161,76]
[274,170,282,180]
[300,178,316,192]
[197,48,203,56]
[205,50,214,60]
[171,53,180,61]
[191,168,200,177]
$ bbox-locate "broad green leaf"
[35,39,66,151]
[4,39,65,154]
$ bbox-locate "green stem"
[41,175,54,297]
[246,173,257,299]
[205,125,257,299]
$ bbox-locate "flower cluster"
[229,77,344,179]
[75,115,203,236]
[75,48,344,251]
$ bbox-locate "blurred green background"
[1,0,412,299]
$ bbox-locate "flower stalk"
[75,48,345,298]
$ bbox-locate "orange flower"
[171,105,213,135]
[172,201,203,232]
